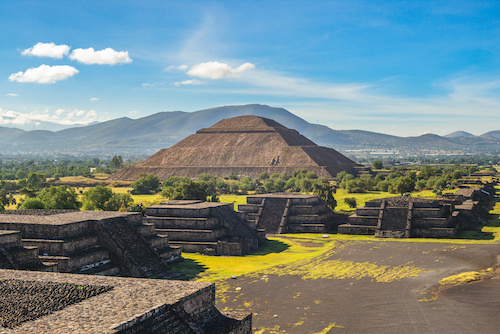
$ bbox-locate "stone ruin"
[238,193,339,234]
[111,115,366,180]
[338,185,494,238]
[0,210,181,278]
[0,269,251,333]
[144,201,265,256]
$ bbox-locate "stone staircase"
[99,218,171,278]
[339,197,460,238]
[375,205,408,238]
[238,194,336,234]
[0,230,58,272]
[144,201,262,256]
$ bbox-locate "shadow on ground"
[168,258,208,280]
[249,239,289,256]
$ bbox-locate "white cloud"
[8,64,79,84]
[69,47,132,65]
[178,64,189,71]
[129,110,139,115]
[173,79,203,86]
[187,61,255,79]
[21,42,70,59]
[0,107,107,127]
[6,93,19,97]
[90,97,99,101]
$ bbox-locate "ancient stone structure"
[238,193,338,234]
[338,194,488,238]
[111,115,364,180]
[0,210,181,278]
[0,269,251,333]
[144,201,265,256]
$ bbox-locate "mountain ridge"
[1,104,499,156]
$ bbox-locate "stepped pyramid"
[112,115,361,180]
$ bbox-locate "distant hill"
[482,130,500,140]
[1,104,499,156]
[445,131,474,138]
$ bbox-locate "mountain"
[445,131,474,138]
[0,104,499,156]
[482,130,500,140]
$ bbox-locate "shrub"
[344,197,357,208]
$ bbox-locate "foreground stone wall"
[0,269,251,333]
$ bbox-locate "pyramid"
[111,115,360,180]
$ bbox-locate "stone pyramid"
[111,115,360,180]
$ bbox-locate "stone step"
[168,241,218,253]
[156,228,225,242]
[22,234,99,256]
[287,213,332,223]
[337,224,377,235]
[145,216,219,230]
[78,260,120,276]
[286,224,326,233]
[39,247,110,273]
[9,245,40,267]
[156,246,182,261]
[289,205,321,214]
[0,230,22,248]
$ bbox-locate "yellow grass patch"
[439,268,495,286]
[176,234,425,283]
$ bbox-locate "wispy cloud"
[142,82,165,87]
[90,97,99,101]
[69,47,132,65]
[0,107,108,126]
[8,64,79,84]
[21,42,70,59]
[6,93,19,97]
[173,79,203,86]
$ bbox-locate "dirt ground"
[216,238,500,333]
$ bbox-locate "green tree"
[161,180,208,201]
[109,155,123,170]
[313,183,337,211]
[344,197,357,208]
[372,160,383,169]
[19,172,47,198]
[394,175,416,195]
[0,189,16,208]
[18,198,46,209]
[106,193,134,211]
[82,185,114,210]
[131,174,161,195]
[36,186,81,210]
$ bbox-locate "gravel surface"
[0,279,112,329]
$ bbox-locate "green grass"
[218,194,249,210]
[174,234,425,283]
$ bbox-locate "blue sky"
[1,0,500,136]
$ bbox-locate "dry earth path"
[216,238,500,333]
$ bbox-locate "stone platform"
[338,195,488,238]
[0,269,251,333]
[238,193,337,234]
[145,201,265,256]
[0,211,181,278]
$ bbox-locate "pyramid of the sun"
[111,115,360,180]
